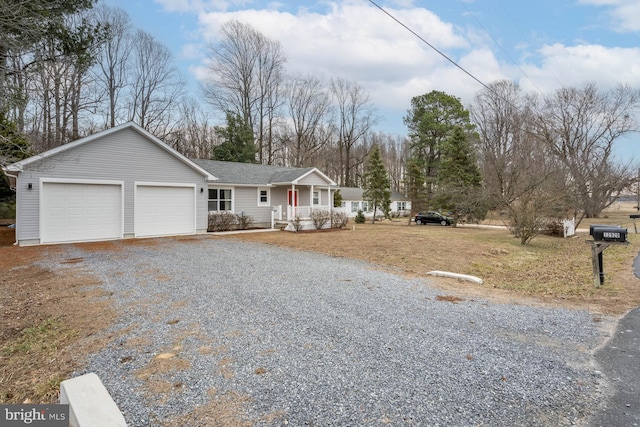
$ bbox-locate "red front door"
[288,189,298,207]
[288,189,299,219]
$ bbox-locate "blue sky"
[102,0,640,159]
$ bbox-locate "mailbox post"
[588,225,628,287]
[630,214,640,234]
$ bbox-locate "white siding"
[16,127,208,243]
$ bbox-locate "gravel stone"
[42,237,612,426]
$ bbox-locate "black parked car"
[415,211,452,226]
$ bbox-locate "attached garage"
[135,184,196,237]
[2,122,216,245]
[41,181,123,244]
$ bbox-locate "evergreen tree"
[211,112,257,163]
[362,144,391,223]
[333,188,343,208]
[405,156,427,224]
[0,0,103,111]
[0,113,32,201]
[403,91,474,203]
[433,126,486,224]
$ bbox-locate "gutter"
[2,168,18,191]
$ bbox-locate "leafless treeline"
[2,7,410,188]
[3,3,637,203]
[473,80,640,232]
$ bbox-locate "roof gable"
[3,122,216,181]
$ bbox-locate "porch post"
[290,184,295,220]
[310,185,314,208]
[328,185,332,228]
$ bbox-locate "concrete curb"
[427,270,483,284]
[59,373,126,427]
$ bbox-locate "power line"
[365,1,548,149]
[367,0,493,94]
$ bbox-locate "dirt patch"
[0,225,15,246]
[162,389,254,427]
[436,295,465,304]
[162,388,287,427]
[0,246,115,403]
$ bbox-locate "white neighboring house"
[336,187,411,218]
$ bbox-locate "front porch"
[271,204,334,231]
[272,204,333,221]
[272,183,334,223]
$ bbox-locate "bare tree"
[472,80,570,243]
[472,80,533,208]
[22,9,103,149]
[282,73,332,167]
[203,20,286,163]
[374,132,409,192]
[92,4,132,128]
[536,83,640,220]
[127,30,184,137]
[331,77,378,186]
[166,99,219,159]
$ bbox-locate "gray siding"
[271,187,289,209]
[298,172,329,186]
[298,187,311,205]
[232,187,272,225]
[16,127,208,243]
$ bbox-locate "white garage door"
[135,185,195,237]
[41,182,122,244]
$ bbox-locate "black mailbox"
[589,224,607,236]
[591,225,627,243]
[631,214,640,219]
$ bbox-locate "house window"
[362,201,370,212]
[341,202,346,208]
[313,191,320,205]
[209,188,232,211]
[258,188,270,206]
[397,201,406,211]
[351,202,359,213]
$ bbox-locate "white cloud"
[172,0,640,137]
[517,43,640,94]
[578,0,640,32]
[153,0,237,13]
[194,1,470,112]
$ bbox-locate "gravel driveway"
[47,237,612,426]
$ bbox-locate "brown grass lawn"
[1,203,640,404]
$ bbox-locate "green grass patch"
[3,318,75,356]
